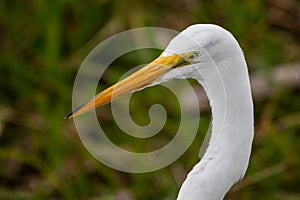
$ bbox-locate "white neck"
[177,51,254,200]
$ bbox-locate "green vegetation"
[0,0,299,199]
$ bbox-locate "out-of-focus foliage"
[0,0,299,199]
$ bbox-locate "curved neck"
[177,56,254,200]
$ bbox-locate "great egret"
[66,24,254,200]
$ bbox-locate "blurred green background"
[1,0,300,199]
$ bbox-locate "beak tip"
[65,101,88,120]
[65,112,74,119]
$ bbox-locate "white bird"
[66,24,254,200]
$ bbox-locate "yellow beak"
[66,53,189,119]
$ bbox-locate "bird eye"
[187,52,198,61]
[188,54,196,60]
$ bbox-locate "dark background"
[0,0,300,199]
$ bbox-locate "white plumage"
[162,24,254,200]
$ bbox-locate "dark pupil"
[189,54,195,60]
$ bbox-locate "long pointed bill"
[66,53,190,119]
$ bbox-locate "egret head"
[66,24,240,119]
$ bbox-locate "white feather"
[156,24,253,200]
